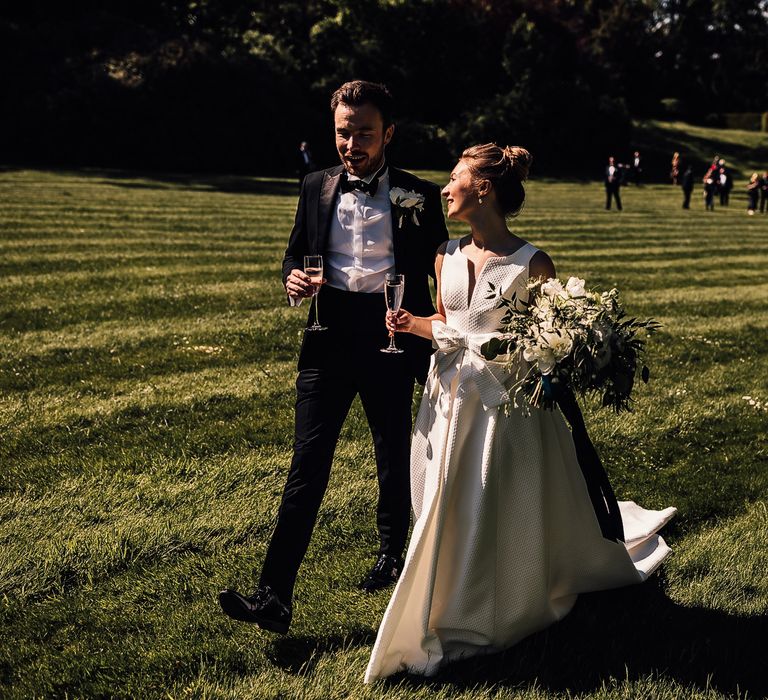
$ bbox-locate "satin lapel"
[388,167,407,274]
[317,167,343,254]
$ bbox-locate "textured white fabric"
[326,169,395,293]
[364,239,676,682]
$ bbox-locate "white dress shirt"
[288,166,395,306]
[325,168,395,293]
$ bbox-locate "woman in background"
[747,173,760,215]
[670,151,680,185]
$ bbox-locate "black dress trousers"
[259,285,416,602]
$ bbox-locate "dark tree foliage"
[0,0,765,174]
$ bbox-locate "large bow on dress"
[429,321,511,412]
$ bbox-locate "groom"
[219,80,449,633]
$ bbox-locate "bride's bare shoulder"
[529,249,556,281]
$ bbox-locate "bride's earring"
[478,196,483,204]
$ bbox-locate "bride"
[364,143,676,682]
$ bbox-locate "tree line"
[1,1,766,176]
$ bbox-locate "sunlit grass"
[0,165,767,699]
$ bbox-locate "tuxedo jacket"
[283,164,449,382]
[604,166,621,187]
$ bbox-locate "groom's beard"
[342,150,385,178]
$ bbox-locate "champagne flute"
[304,255,327,332]
[381,273,405,353]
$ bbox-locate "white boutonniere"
[389,187,425,227]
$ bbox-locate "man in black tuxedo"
[604,156,622,211]
[681,165,694,209]
[219,81,448,633]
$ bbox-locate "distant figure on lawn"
[631,150,642,185]
[296,141,316,184]
[718,165,732,206]
[747,173,760,215]
[703,171,717,211]
[604,156,623,211]
[218,80,448,634]
[670,151,680,185]
[759,171,768,213]
[681,166,694,209]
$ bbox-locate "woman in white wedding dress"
[364,144,676,683]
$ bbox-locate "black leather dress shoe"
[218,585,292,633]
[358,554,404,592]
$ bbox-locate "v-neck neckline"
[457,239,530,308]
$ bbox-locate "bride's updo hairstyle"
[461,143,533,217]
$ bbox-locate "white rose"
[565,276,586,297]
[540,329,573,360]
[523,344,557,375]
[541,278,567,299]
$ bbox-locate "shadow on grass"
[381,579,768,697]
[97,173,300,197]
[265,626,377,674]
[0,164,301,197]
[633,122,768,182]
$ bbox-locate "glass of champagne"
[304,255,327,332]
[381,273,405,353]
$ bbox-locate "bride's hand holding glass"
[385,309,415,335]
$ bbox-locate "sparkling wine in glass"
[381,273,405,354]
[304,255,327,332]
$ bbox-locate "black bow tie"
[340,175,378,197]
[339,164,387,197]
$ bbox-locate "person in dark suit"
[219,80,449,633]
[718,164,732,206]
[703,171,717,211]
[681,166,694,209]
[604,156,622,210]
[759,171,768,214]
[630,150,642,185]
[296,141,316,184]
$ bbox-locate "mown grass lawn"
[1,164,767,700]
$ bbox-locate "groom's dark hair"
[331,80,394,127]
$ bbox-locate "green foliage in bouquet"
[481,277,660,413]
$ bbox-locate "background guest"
[670,151,680,185]
[604,156,623,210]
[747,173,760,215]
[296,141,317,184]
[631,150,642,185]
[681,166,694,209]
[759,171,768,213]
[718,166,732,206]
[703,171,717,211]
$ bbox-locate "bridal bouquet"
[481,276,660,413]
